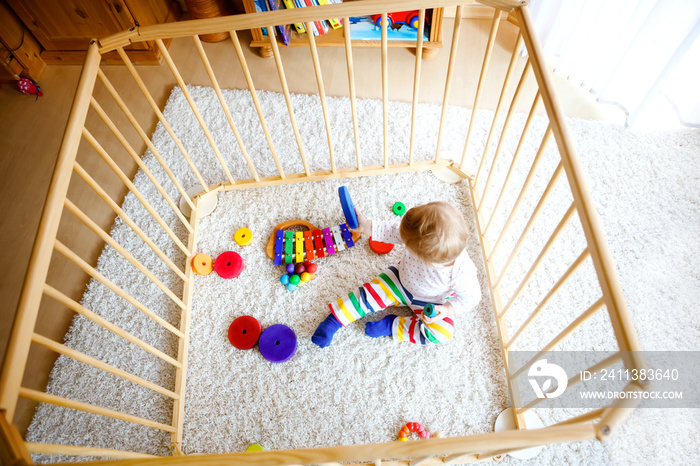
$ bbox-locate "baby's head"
[399,201,469,265]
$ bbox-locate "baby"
[312,201,481,347]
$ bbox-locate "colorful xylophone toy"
[266,220,356,265]
[265,186,360,265]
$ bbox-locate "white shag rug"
[25,85,699,465]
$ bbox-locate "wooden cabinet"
[241,0,443,59]
[5,0,181,65]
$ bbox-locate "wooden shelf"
[242,1,443,59]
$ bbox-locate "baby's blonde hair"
[399,202,468,264]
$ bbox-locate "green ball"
[393,202,406,216]
[290,274,301,285]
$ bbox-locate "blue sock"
[365,315,397,338]
[311,313,343,348]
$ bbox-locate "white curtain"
[528,0,700,128]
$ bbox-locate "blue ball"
[286,263,296,274]
[280,274,290,285]
[286,283,297,292]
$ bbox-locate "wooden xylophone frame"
[0,1,647,464]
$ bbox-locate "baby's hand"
[421,303,455,324]
[351,209,372,239]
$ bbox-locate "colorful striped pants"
[328,266,455,345]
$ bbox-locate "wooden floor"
[0,18,608,436]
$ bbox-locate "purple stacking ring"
[258,324,297,363]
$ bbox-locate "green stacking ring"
[393,202,406,216]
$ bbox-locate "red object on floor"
[214,251,244,278]
[228,315,262,350]
[369,236,394,255]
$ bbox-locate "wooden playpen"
[0,0,646,464]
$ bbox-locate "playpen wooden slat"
[43,284,182,368]
[18,387,176,433]
[552,408,606,428]
[343,17,362,171]
[63,199,186,311]
[476,61,532,209]
[170,195,201,454]
[156,39,235,185]
[597,382,644,440]
[53,239,185,339]
[433,5,463,162]
[31,333,179,400]
[89,94,193,232]
[491,162,563,288]
[509,297,606,381]
[459,9,501,171]
[475,407,607,461]
[98,1,521,51]
[229,31,286,180]
[474,33,524,185]
[505,248,590,346]
[408,9,426,167]
[25,442,158,459]
[497,202,577,314]
[82,128,190,256]
[516,7,643,363]
[381,13,389,168]
[266,27,310,177]
[0,43,101,422]
[115,47,209,195]
[81,422,596,465]
[171,193,201,455]
[481,90,541,229]
[305,22,337,174]
[517,352,621,413]
[487,126,553,257]
[468,186,526,429]
[72,162,188,283]
[0,407,32,465]
[192,35,261,181]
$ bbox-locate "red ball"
[306,262,318,273]
[295,264,306,274]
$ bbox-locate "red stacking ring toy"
[214,251,244,278]
[228,316,262,350]
[369,236,394,255]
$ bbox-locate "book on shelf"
[266,0,292,45]
[282,0,307,34]
[253,0,268,35]
[304,0,328,35]
[317,0,342,29]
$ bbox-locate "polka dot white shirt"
[372,221,481,315]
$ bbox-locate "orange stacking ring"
[192,253,213,276]
[398,422,429,441]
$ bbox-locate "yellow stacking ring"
[191,253,213,276]
[234,227,253,246]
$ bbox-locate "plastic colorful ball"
[286,263,296,274]
[280,274,290,285]
[300,272,311,283]
[295,264,306,274]
[306,262,318,273]
[290,274,301,285]
[286,283,297,291]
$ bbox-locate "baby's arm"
[351,209,403,244]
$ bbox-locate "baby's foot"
[311,313,343,348]
[365,315,397,338]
